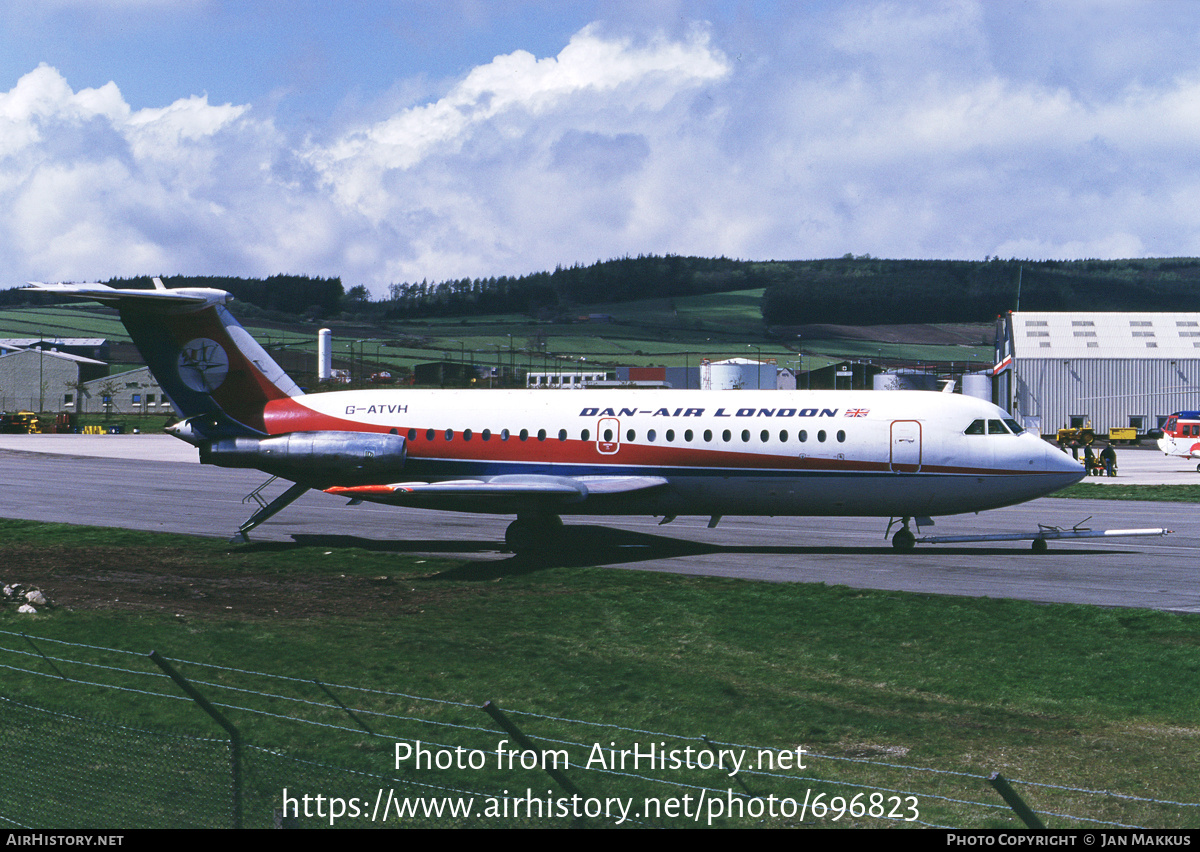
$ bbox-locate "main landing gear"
[505,513,563,554]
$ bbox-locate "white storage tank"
[961,371,991,401]
[318,328,332,381]
[700,358,776,390]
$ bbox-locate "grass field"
[0,288,993,379]
[1052,483,1200,502]
[2,518,1198,829]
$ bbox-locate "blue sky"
[2,1,1200,295]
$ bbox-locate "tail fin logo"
[178,338,231,392]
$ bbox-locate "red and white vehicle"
[28,279,1090,551]
[1157,411,1200,471]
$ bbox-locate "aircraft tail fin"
[26,280,301,438]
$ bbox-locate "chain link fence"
[1,694,569,829]
[1,695,233,829]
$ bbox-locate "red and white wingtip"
[325,484,411,496]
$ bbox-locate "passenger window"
[703,429,712,442]
[818,430,826,442]
[481,429,491,441]
[537,429,547,441]
[722,430,731,442]
[581,429,590,441]
[684,429,693,442]
[799,430,807,442]
[666,429,675,442]
[647,429,657,442]
[463,429,472,441]
[501,429,510,441]
[444,428,453,441]
[742,430,751,442]
[627,429,636,441]
[779,430,788,442]
[760,430,769,443]
[407,428,416,441]
[426,429,435,441]
[558,429,567,441]
[837,430,846,442]
[519,429,529,441]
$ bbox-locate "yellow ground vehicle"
[0,411,41,434]
[1056,425,1095,446]
[1108,427,1138,444]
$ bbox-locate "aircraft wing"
[325,474,668,505]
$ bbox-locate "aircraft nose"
[1042,439,1086,482]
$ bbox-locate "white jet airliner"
[27,279,1087,551]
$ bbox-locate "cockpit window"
[967,418,1021,436]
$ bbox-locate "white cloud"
[0,63,266,282]
[307,23,730,223]
[4,5,1200,296]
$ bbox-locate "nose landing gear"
[890,518,916,551]
[887,516,932,551]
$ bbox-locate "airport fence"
[1,630,1197,830]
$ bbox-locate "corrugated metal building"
[0,348,107,411]
[993,311,1200,435]
[80,367,166,416]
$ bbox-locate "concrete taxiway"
[0,434,1194,612]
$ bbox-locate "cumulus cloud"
[695,1,1200,263]
[3,5,1200,295]
[307,24,729,218]
[0,63,263,280]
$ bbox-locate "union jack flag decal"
[845,408,869,417]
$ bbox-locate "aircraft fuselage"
[258,387,1083,518]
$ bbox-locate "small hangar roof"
[1010,312,1200,359]
[0,338,106,347]
[0,347,105,366]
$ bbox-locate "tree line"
[758,257,1200,326]
[4,256,1200,326]
[383,255,751,318]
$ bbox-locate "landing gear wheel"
[891,528,916,551]
[1194,462,1200,473]
[1031,538,1048,554]
[505,514,563,554]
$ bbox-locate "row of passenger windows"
[403,427,849,445]
[964,418,1024,436]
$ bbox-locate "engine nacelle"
[200,431,407,487]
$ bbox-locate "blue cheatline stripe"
[399,457,1017,480]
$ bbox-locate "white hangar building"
[993,311,1200,435]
